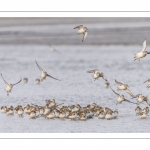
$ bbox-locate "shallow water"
[0,44,150,133]
[0,18,150,133]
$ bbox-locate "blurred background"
[0,18,150,45]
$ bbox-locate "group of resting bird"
[1,100,118,120]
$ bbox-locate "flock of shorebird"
[1,25,150,120]
[1,100,118,120]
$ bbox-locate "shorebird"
[87,69,108,81]
[6,106,14,115]
[98,110,105,119]
[46,110,55,119]
[74,25,88,42]
[28,111,36,119]
[103,107,113,114]
[64,109,70,118]
[43,104,50,115]
[105,111,113,120]
[35,60,61,82]
[112,110,118,119]
[133,94,150,105]
[110,86,137,105]
[1,106,7,113]
[1,73,22,96]
[23,78,28,83]
[86,103,97,110]
[35,78,40,84]
[24,105,30,113]
[135,106,142,115]
[48,99,56,108]
[78,112,87,120]
[115,79,135,97]
[143,79,150,88]
[134,39,150,62]
[68,112,77,120]
[138,112,147,119]
[39,107,44,115]
[55,109,60,118]
[17,106,24,117]
[59,111,66,119]
[93,106,102,116]
[142,107,149,115]
[71,104,81,112]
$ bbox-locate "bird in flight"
[134,39,150,62]
[1,73,22,96]
[74,25,88,42]
[35,60,61,82]
[87,69,108,82]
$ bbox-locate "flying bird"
[87,69,108,82]
[115,79,135,98]
[74,25,88,42]
[134,39,150,62]
[110,86,137,105]
[35,60,61,82]
[1,73,22,96]
[143,79,150,88]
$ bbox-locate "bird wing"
[35,60,44,72]
[115,79,123,85]
[142,39,146,51]
[101,72,108,81]
[132,94,140,99]
[1,73,9,85]
[143,79,150,84]
[74,25,83,29]
[110,86,120,97]
[87,69,98,73]
[82,31,88,42]
[145,98,150,106]
[124,99,137,104]
[13,79,22,86]
[125,88,135,98]
[46,74,61,81]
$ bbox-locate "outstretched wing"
[110,86,120,97]
[125,88,135,98]
[132,94,141,99]
[35,60,44,72]
[1,73,9,85]
[142,39,146,51]
[101,73,108,81]
[13,79,22,86]
[143,79,150,84]
[145,98,150,106]
[82,31,88,42]
[47,74,61,81]
[87,69,98,73]
[74,25,83,29]
[124,99,138,105]
[115,79,123,85]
